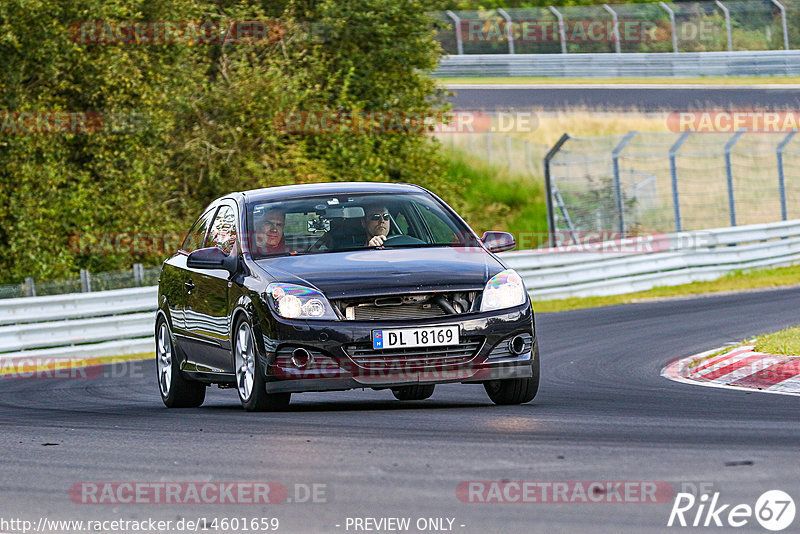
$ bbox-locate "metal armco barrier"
[0,286,157,325]
[1,219,798,361]
[436,50,800,77]
[500,219,800,300]
[0,287,157,361]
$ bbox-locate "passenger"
[362,204,391,247]
[257,209,286,254]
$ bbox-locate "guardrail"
[0,286,157,325]
[436,50,800,77]
[0,287,157,361]
[1,219,798,362]
[502,219,800,300]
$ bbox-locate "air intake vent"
[344,338,483,370]
[335,292,477,321]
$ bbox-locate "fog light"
[509,335,526,355]
[291,348,313,369]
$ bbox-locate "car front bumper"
[256,304,536,394]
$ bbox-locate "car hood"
[254,247,504,298]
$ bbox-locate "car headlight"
[480,269,528,312]
[265,283,338,320]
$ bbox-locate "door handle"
[184,281,195,292]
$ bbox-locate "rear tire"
[156,317,206,408]
[484,342,540,405]
[234,316,291,412]
[392,384,435,401]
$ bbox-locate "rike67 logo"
[668,490,796,531]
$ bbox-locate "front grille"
[344,338,483,369]
[353,303,445,321]
[335,292,478,321]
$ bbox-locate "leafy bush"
[0,0,460,283]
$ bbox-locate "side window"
[419,205,457,243]
[181,209,214,253]
[207,205,238,254]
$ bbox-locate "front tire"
[484,342,540,405]
[156,317,206,408]
[392,384,435,401]
[234,317,291,412]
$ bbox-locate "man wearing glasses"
[362,204,391,247]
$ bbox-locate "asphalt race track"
[1,287,799,533]
[447,85,800,111]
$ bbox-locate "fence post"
[497,8,515,54]
[776,129,797,221]
[505,136,513,169]
[714,1,733,52]
[724,129,745,227]
[612,131,637,236]
[603,4,621,54]
[770,0,790,51]
[80,269,92,293]
[544,133,571,247]
[133,263,144,286]
[445,10,464,55]
[487,134,492,163]
[548,6,568,54]
[669,131,691,232]
[659,2,679,53]
[24,277,36,297]
[525,140,534,174]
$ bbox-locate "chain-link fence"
[545,130,800,245]
[436,0,797,55]
[0,264,161,299]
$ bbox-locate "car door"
[162,208,215,340]
[182,202,239,374]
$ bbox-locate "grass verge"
[753,326,800,356]
[437,76,800,85]
[532,264,800,313]
[442,147,548,244]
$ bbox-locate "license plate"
[372,325,459,350]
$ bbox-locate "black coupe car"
[156,182,539,411]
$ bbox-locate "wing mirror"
[481,231,516,253]
[187,246,237,273]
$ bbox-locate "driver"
[362,204,391,247]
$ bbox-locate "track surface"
[1,287,799,533]
[447,86,800,111]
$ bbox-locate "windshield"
[246,192,480,259]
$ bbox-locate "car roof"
[239,182,427,203]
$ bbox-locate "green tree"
[0,0,455,284]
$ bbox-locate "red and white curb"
[662,345,800,396]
